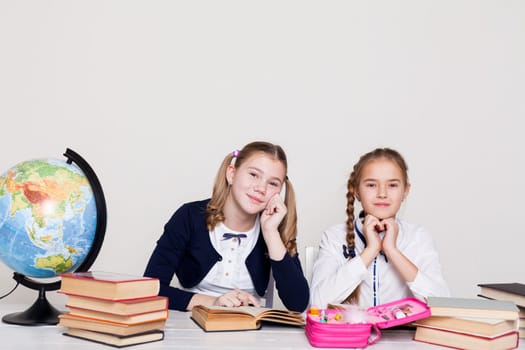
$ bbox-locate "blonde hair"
[344,147,409,303]
[206,141,298,256]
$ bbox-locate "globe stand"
[2,286,61,325]
[0,148,107,327]
[2,273,62,325]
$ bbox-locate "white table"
[0,303,523,349]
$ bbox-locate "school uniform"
[310,218,450,309]
[144,199,309,312]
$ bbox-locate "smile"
[247,194,264,204]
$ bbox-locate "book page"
[203,306,278,318]
[259,312,304,326]
[198,306,303,325]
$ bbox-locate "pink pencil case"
[306,297,430,348]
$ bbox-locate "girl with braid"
[144,141,309,312]
[311,148,449,308]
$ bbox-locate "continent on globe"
[35,254,73,272]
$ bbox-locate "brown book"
[59,271,159,300]
[65,295,168,316]
[426,297,519,320]
[67,306,169,325]
[63,328,164,348]
[58,313,166,336]
[478,283,525,308]
[414,316,519,338]
[191,305,304,331]
[414,326,519,350]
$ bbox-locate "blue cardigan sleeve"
[271,253,310,312]
[143,203,196,311]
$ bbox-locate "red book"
[66,306,169,325]
[59,271,159,300]
[65,294,168,316]
[58,313,166,337]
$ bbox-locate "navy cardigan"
[144,199,309,312]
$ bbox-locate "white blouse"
[310,218,450,309]
[183,217,260,297]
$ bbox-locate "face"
[355,158,410,220]
[226,152,286,215]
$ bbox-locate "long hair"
[344,147,409,303]
[206,141,299,256]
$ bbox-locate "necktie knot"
[222,233,247,246]
[342,244,356,259]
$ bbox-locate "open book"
[191,305,304,331]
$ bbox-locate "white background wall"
[1,1,524,310]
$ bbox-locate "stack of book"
[478,282,525,339]
[57,271,168,348]
[414,296,520,350]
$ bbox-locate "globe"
[0,160,96,277]
[0,148,106,325]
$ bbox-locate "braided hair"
[343,147,409,303]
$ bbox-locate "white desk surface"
[0,304,523,350]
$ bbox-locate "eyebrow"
[247,166,284,183]
[362,178,402,182]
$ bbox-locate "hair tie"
[232,149,240,158]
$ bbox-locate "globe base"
[2,287,63,326]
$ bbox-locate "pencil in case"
[305,297,431,348]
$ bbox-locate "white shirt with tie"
[310,218,450,309]
[183,217,260,297]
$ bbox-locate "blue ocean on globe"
[0,158,98,278]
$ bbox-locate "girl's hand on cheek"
[260,194,286,233]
